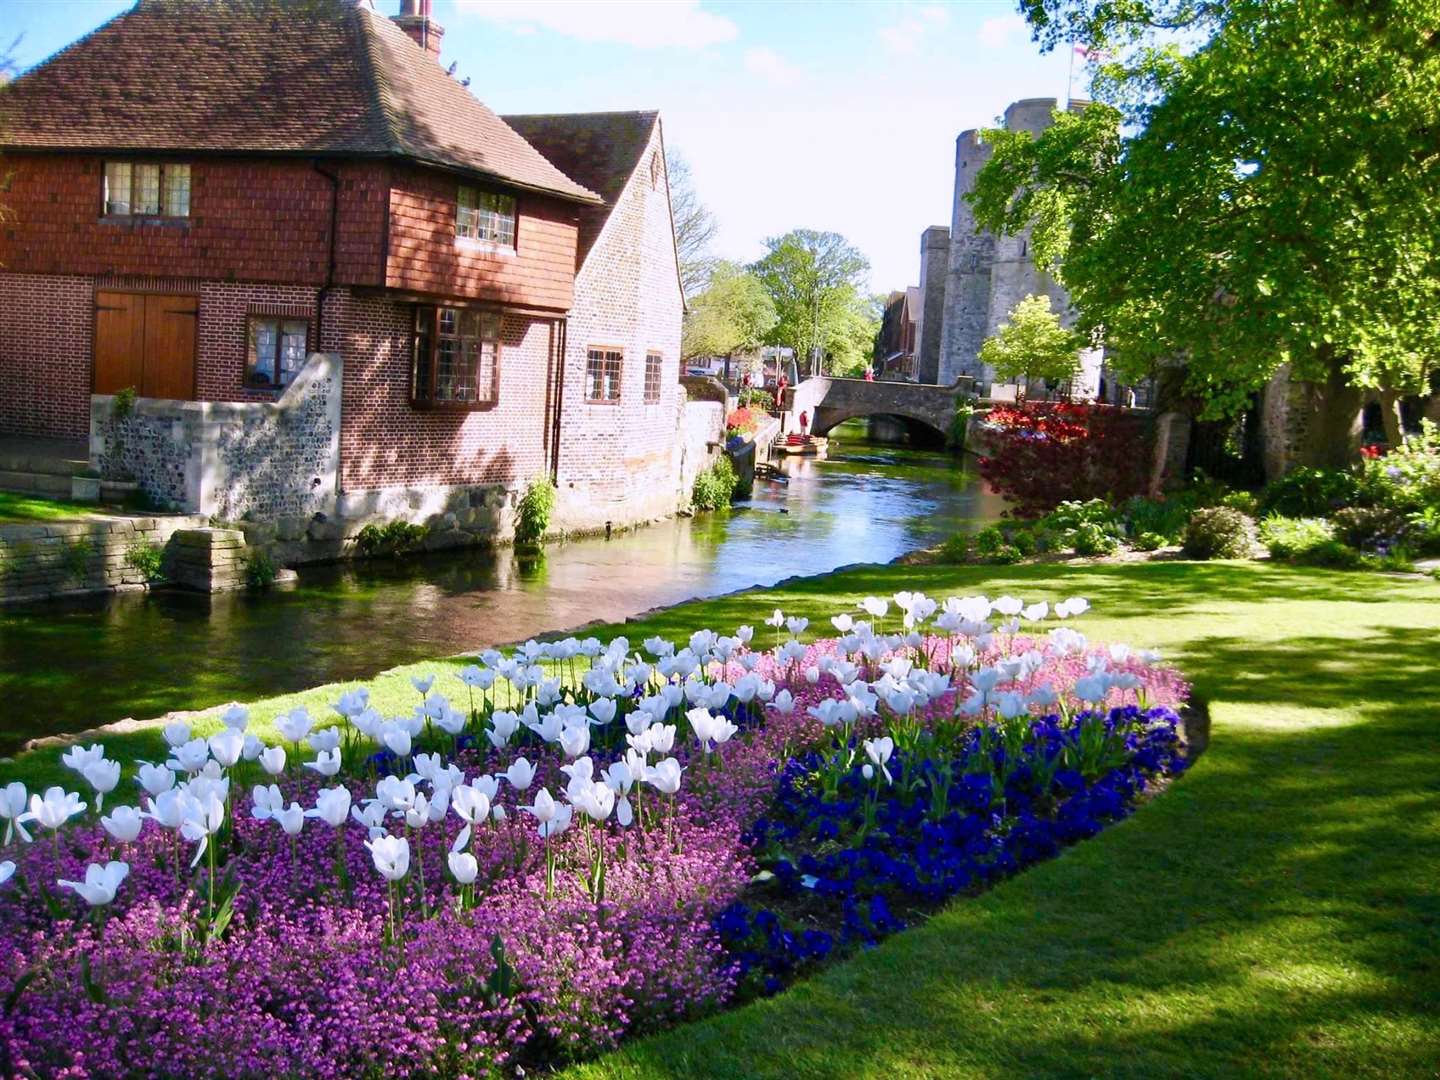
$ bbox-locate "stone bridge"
[784,376,976,438]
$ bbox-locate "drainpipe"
[311,163,341,349]
[549,318,567,484]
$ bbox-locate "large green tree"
[681,260,777,361]
[970,0,1440,462]
[750,230,872,377]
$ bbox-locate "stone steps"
[0,469,73,496]
[0,437,91,499]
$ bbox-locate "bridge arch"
[810,407,948,443]
[786,376,971,444]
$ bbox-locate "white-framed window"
[104,162,190,217]
[644,351,663,403]
[412,305,501,408]
[456,186,517,246]
[585,346,623,403]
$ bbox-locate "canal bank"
[0,420,1003,750]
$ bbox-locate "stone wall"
[0,513,208,605]
[90,352,343,520]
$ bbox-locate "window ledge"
[455,237,516,258]
[411,398,499,413]
[99,215,191,228]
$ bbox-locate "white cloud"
[456,0,738,49]
[743,47,802,86]
[977,13,1027,50]
[878,5,949,55]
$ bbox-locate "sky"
[3,0,1079,295]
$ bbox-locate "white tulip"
[208,729,245,769]
[259,746,287,776]
[58,860,129,906]
[306,786,352,828]
[504,757,536,791]
[365,835,410,881]
[100,805,144,842]
[304,749,342,777]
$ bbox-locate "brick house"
[0,0,707,542]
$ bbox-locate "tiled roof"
[0,0,600,204]
[502,111,661,264]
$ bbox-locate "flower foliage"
[0,592,1189,1076]
[977,402,1152,518]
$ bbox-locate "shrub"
[355,519,429,558]
[1324,505,1390,549]
[1182,506,1256,559]
[1132,531,1167,551]
[59,537,94,582]
[1122,495,1193,544]
[1258,515,1334,560]
[976,402,1152,518]
[692,455,738,511]
[1355,420,1440,552]
[243,547,279,588]
[1072,522,1120,556]
[1260,466,1359,517]
[1297,539,1365,569]
[514,479,557,551]
[1220,490,1260,516]
[124,538,167,583]
[936,534,970,563]
[738,388,774,411]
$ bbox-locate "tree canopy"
[681,261,777,360]
[970,0,1440,430]
[978,293,1083,393]
[750,229,874,377]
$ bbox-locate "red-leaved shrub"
[976,402,1153,517]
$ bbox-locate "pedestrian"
[799,410,810,435]
[864,365,875,382]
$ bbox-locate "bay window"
[412,305,501,409]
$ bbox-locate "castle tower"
[934,97,1105,397]
[914,226,950,383]
[937,128,996,386]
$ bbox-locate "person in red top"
[799,410,810,435]
[864,365,875,382]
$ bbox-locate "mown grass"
[0,491,111,524]
[5,560,1437,1078]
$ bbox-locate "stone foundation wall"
[90,352,342,519]
[0,514,208,605]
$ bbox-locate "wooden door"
[93,291,145,394]
[141,294,197,400]
[92,291,198,399]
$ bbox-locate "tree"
[970,0,1440,464]
[750,229,871,377]
[665,149,717,299]
[681,260,777,361]
[978,293,1083,396]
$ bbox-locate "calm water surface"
[0,422,1003,749]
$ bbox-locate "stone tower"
[933,97,1103,396]
[913,226,950,384]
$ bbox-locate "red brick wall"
[0,273,93,438]
[556,124,686,523]
[0,155,388,287]
[385,166,579,311]
[333,291,555,492]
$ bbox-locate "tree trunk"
[1376,389,1404,447]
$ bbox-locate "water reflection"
[0,422,999,748]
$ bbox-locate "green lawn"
[6,560,1438,1077]
[0,490,109,523]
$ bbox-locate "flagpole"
[1066,37,1075,108]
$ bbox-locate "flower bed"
[0,594,1189,1076]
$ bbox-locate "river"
[0,420,1003,751]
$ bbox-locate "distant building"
[876,289,920,378]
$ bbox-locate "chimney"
[393,0,444,58]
